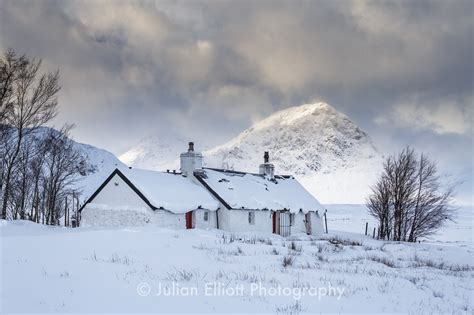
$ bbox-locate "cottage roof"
[195,168,325,214]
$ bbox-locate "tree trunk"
[1,132,22,219]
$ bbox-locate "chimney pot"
[180,141,203,177]
[259,151,274,178]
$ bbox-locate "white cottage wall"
[218,208,273,233]
[309,212,324,238]
[81,204,184,228]
[81,206,154,227]
[217,207,232,231]
[155,210,186,229]
[91,174,149,209]
[292,212,308,234]
[82,206,219,229]
[194,209,217,229]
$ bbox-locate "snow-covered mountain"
[119,102,383,203]
[204,102,383,204]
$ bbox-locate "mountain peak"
[204,102,382,203]
[282,101,335,116]
[252,102,340,130]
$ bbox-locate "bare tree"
[12,139,34,219]
[407,154,454,241]
[0,49,27,122]
[367,175,392,240]
[0,50,25,206]
[29,140,46,222]
[389,148,418,241]
[41,126,86,225]
[367,147,455,242]
[0,49,60,219]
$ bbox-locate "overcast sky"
[1,0,472,204]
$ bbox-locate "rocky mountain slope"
[204,102,383,203]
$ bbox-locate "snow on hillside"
[119,136,194,171]
[72,141,126,200]
[204,103,384,204]
[28,127,126,202]
[1,220,473,313]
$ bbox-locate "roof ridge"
[203,167,292,178]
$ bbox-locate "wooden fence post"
[365,222,368,235]
[324,211,328,234]
[372,227,376,239]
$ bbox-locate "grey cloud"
[0,0,472,202]
[3,0,471,131]
[375,95,473,135]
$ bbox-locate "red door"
[185,211,194,229]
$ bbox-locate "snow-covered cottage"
[79,167,219,229]
[80,142,325,237]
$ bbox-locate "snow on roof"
[120,168,219,214]
[197,168,325,213]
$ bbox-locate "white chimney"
[180,142,203,177]
[259,151,274,179]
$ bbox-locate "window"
[290,213,295,226]
[203,211,209,222]
[248,211,255,225]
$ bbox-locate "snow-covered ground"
[1,205,473,313]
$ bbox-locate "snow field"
[1,220,473,313]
